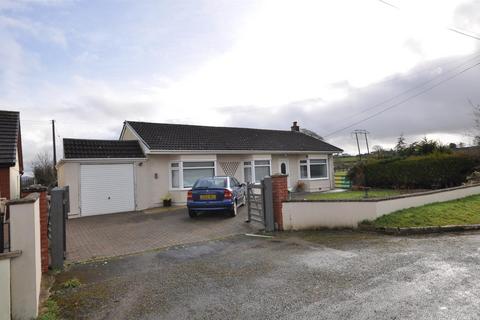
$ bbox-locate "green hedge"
[348,153,478,189]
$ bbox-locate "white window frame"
[169,160,217,190]
[243,159,271,184]
[298,158,329,180]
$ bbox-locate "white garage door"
[80,164,135,216]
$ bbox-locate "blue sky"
[0,0,479,171]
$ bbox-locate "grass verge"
[370,194,480,228]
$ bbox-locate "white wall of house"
[59,150,336,215]
[9,147,21,199]
[58,162,80,215]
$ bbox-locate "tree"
[394,133,407,154]
[32,151,57,188]
[372,145,386,159]
[401,137,450,156]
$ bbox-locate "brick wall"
[0,168,10,200]
[271,174,288,231]
[22,188,49,273]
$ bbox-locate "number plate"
[200,194,216,200]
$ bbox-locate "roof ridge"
[125,120,294,133]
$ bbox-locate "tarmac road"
[53,230,480,319]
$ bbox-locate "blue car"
[187,176,246,218]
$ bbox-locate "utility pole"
[353,130,362,161]
[352,129,370,198]
[353,129,370,156]
[364,131,370,155]
[52,120,57,168]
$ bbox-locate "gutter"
[146,150,341,155]
[57,157,147,167]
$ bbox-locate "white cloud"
[146,0,477,123]
[1,0,479,169]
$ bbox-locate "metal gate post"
[262,177,275,232]
[0,214,4,253]
[246,184,251,222]
[62,186,70,259]
[50,188,65,269]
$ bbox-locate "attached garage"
[57,139,146,217]
[80,164,135,216]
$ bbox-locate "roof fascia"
[146,150,339,155]
[120,121,151,152]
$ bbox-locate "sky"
[1,0,480,173]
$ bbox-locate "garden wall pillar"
[22,185,49,273]
[271,174,288,231]
[9,193,42,320]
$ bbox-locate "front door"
[278,159,290,188]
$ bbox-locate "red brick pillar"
[0,168,10,199]
[22,186,49,273]
[271,174,288,231]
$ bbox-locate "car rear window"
[193,177,227,189]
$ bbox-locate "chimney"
[291,121,300,132]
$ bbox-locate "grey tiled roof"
[126,121,343,152]
[63,139,145,159]
[0,110,20,166]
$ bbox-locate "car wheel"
[188,209,197,218]
[229,201,238,217]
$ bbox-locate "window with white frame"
[299,159,328,179]
[170,161,216,189]
[243,160,271,183]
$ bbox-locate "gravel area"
[54,231,480,319]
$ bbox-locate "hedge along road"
[52,231,480,320]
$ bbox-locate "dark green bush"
[348,153,478,189]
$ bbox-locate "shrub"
[348,153,478,189]
[294,181,306,192]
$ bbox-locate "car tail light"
[224,189,232,200]
[187,190,193,201]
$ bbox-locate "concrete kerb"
[358,223,480,235]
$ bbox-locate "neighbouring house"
[0,110,24,200]
[57,121,342,217]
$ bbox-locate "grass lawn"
[304,189,403,200]
[371,195,480,228]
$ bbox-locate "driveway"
[66,206,255,261]
[56,231,480,319]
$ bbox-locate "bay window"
[170,161,216,189]
[243,160,271,183]
[299,159,328,179]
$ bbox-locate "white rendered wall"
[283,185,480,230]
[10,196,41,319]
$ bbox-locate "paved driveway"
[56,231,480,319]
[67,206,255,261]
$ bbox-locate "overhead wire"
[324,61,480,138]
